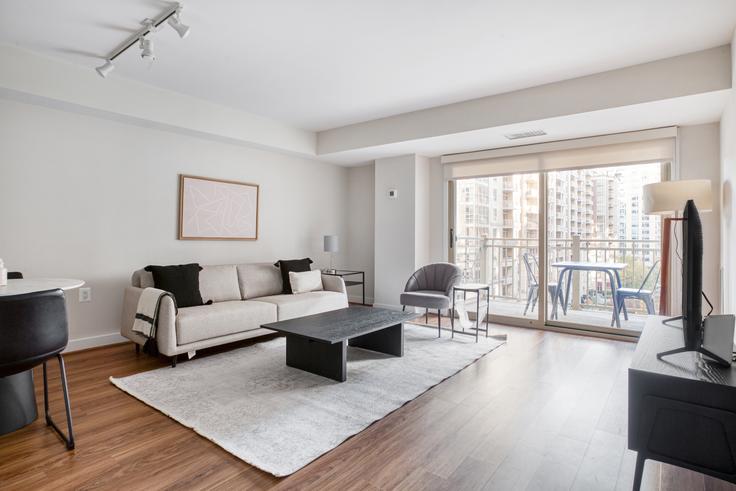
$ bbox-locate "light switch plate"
[79,287,92,302]
[388,188,398,199]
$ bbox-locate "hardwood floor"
[1,317,734,490]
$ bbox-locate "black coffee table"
[262,306,419,382]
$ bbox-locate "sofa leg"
[402,305,406,312]
[171,355,178,368]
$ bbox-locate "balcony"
[454,235,661,332]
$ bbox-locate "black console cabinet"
[629,317,736,490]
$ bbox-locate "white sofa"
[120,263,348,364]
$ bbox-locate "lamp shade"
[323,235,339,253]
[643,179,712,215]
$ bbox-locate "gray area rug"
[110,324,505,476]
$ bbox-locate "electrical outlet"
[79,287,92,303]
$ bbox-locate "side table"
[322,270,366,305]
[451,283,490,342]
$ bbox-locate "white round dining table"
[0,277,84,436]
[0,278,85,296]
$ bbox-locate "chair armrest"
[322,274,347,295]
[120,286,178,356]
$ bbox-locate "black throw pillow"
[144,263,205,308]
[274,258,313,294]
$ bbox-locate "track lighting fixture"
[95,3,190,78]
[168,12,190,39]
[139,38,155,61]
[95,59,115,78]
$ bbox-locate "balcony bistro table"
[550,261,626,328]
[321,270,366,305]
[0,278,84,436]
[451,283,490,342]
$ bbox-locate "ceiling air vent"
[503,129,547,140]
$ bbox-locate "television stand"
[629,317,736,490]
[656,345,730,367]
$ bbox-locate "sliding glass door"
[450,161,666,336]
[544,163,663,335]
[452,173,542,325]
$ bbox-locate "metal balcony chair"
[400,263,462,337]
[0,289,75,449]
[612,261,660,325]
[522,253,566,319]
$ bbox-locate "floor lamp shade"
[642,179,712,315]
[323,235,339,253]
[643,179,712,214]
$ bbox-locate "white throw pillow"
[289,270,323,294]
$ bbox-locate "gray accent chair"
[400,262,462,337]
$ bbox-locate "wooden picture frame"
[178,174,259,240]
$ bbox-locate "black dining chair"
[7,271,23,279]
[0,289,75,449]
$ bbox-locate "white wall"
[346,163,375,303]
[428,157,447,263]
[721,29,736,317]
[0,99,348,350]
[414,155,431,268]
[679,123,722,314]
[373,155,417,308]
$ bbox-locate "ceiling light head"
[95,60,115,78]
[168,13,190,39]
[139,37,155,60]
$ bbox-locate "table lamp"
[323,235,338,273]
[643,179,712,315]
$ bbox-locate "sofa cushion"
[274,258,313,294]
[199,265,241,303]
[176,300,277,345]
[145,263,205,308]
[237,263,283,299]
[257,291,348,321]
[289,270,323,294]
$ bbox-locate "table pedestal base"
[0,369,38,435]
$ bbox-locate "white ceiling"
[1,0,735,132]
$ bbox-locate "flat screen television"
[681,199,704,349]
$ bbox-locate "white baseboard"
[65,332,128,352]
[348,294,374,305]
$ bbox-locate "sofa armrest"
[120,286,178,356]
[154,296,178,356]
[121,286,147,345]
[322,274,347,295]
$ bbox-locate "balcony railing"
[455,235,661,314]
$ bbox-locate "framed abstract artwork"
[178,174,259,240]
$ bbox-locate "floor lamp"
[642,179,712,316]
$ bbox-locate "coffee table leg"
[349,323,404,357]
[286,335,347,382]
